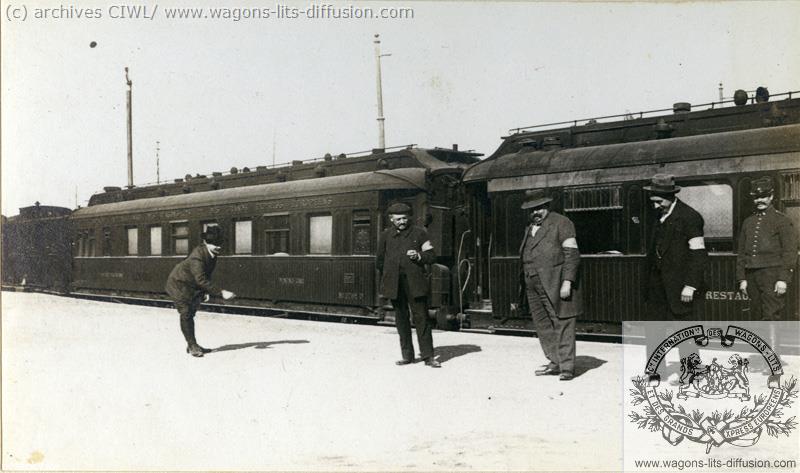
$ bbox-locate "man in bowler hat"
[165,225,236,357]
[376,202,441,368]
[644,174,708,319]
[737,176,799,320]
[518,190,582,381]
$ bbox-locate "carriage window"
[76,232,85,257]
[264,214,290,255]
[352,210,372,255]
[309,214,332,254]
[150,226,162,255]
[677,183,733,252]
[781,172,800,202]
[497,193,526,257]
[77,231,93,257]
[780,172,800,231]
[102,227,112,256]
[235,220,252,254]
[126,227,138,255]
[87,229,96,257]
[564,185,624,254]
[172,222,189,255]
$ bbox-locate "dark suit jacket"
[376,225,435,300]
[645,199,708,314]
[518,211,583,319]
[165,245,222,303]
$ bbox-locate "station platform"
[2,292,797,471]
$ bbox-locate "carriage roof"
[73,168,428,219]
[462,123,800,188]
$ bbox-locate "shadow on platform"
[573,355,607,378]
[212,340,310,353]
[435,344,482,364]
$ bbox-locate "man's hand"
[406,249,420,262]
[775,281,787,296]
[221,290,236,300]
[680,286,695,303]
[560,280,572,300]
[738,280,748,298]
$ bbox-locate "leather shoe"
[559,372,574,381]
[424,358,441,368]
[187,345,205,357]
[395,359,413,366]
[535,366,560,376]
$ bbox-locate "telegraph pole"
[125,67,134,188]
[374,34,391,150]
[156,140,161,184]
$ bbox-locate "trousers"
[525,272,576,374]
[392,274,434,361]
[176,298,202,345]
[746,267,787,321]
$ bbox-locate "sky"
[2,0,799,215]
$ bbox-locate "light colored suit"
[519,212,583,319]
[519,211,582,375]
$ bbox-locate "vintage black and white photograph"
[2,1,799,471]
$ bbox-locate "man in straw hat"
[643,174,708,319]
[517,189,582,381]
[377,202,441,368]
[165,225,236,357]
[736,176,798,321]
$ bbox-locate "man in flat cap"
[736,176,799,320]
[165,225,236,357]
[644,174,708,320]
[376,202,440,368]
[517,190,582,381]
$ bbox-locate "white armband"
[688,237,705,250]
[562,237,579,249]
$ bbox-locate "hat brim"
[202,233,224,245]
[521,196,553,209]
[749,190,773,197]
[643,185,680,194]
[386,204,413,215]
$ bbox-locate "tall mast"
[374,34,391,150]
[125,67,134,188]
[156,140,160,184]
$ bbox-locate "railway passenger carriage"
[461,91,800,331]
[4,87,799,338]
[69,147,480,324]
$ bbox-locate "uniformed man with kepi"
[165,225,236,357]
[376,202,441,368]
[736,177,799,320]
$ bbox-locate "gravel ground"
[0,291,733,471]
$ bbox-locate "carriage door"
[779,172,800,318]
